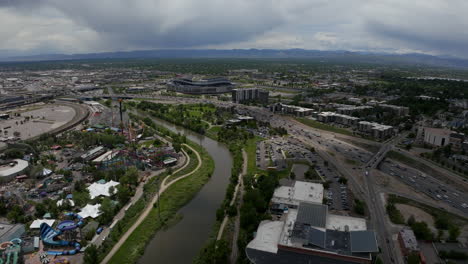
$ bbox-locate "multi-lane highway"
[77,93,468,264]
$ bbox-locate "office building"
[232,88,269,104]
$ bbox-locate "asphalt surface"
[77,93,468,264]
[379,160,468,214]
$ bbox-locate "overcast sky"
[1,0,467,57]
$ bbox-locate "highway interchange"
[72,93,468,264]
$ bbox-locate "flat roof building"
[247,202,377,264]
[271,181,324,210]
[0,223,25,243]
[421,127,451,147]
[398,229,419,256]
[0,159,29,183]
[270,103,314,117]
[232,88,269,104]
[358,121,394,140]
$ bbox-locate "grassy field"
[296,117,353,136]
[205,126,222,139]
[245,136,263,175]
[166,146,199,182]
[108,141,214,264]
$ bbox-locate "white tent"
[87,180,119,199]
[42,168,53,177]
[56,199,75,207]
[30,219,56,229]
[78,204,101,219]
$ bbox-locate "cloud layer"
[1,0,467,57]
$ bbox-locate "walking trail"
[102,143,202,264]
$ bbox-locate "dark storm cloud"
[0,0,467,57]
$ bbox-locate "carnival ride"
[0,238,21,264]
[40,212,84,255]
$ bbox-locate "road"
[81,93,467,263]
[101,144,201,264]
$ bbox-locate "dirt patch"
[396,203,436,232]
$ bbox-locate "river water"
[138,118,233,264]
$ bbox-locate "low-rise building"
[358,121,394,139]
[0,159,29,183]
[270,103,314,117]
[379,104,410,116]
[421,127,451,147]
[270,181,324,213]
[246,202,378,264]
[318,112,360,126]
[0,223,25,243]
[398,229,419,256]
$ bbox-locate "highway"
[74,93,467,263]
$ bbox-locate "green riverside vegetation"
[108,140,214,264]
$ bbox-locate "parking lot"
[258,136,353,212]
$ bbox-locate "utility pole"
[119,99,124,129]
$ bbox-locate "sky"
[0,0,467,58]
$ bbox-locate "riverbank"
[106,141,213,264]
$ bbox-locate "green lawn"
[245,136,263,175]
[296,117,353,136]
[205,126,222,139]
[108,141,214,264]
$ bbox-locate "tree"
[354,199,365,215]
[84,244,99,264]
[449,225,460,241]
[338,177,348,184]
[408,253,420,264]
[116,185,131,205]
[411,221,434,241]
[99,198,115,225]
[290,171,296,180]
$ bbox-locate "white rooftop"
[87,180,119,199]
[78,204,101,219]
[279,209,299,247]
[272,181,324,206]
[326,214,367,232]
[246,220,284,253]
[0,159,29,177]
[30,219,56,229]
[92,150,118,163]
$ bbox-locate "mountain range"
[1,49,468,69]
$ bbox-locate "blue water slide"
[39,223,81,255]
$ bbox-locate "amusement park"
[0,99,184,264]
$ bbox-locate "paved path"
[216,149,246,241]
[101,143,201,264]
[229,150,248,264]
[91,150,187,247]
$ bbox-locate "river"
[138,117,233,264]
